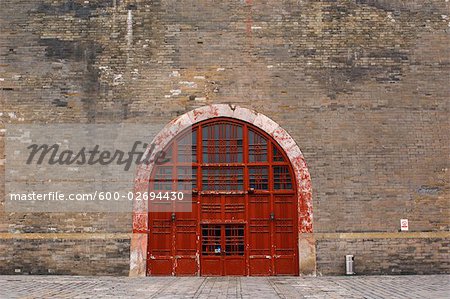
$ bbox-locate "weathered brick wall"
[0,237,130,275]
[1,0,449,275]
[317,237,449,275]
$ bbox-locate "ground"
[1,275,449,299]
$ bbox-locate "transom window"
[150,118,294,193]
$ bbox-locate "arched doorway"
[147,118,298,276]
[130,104,315,276]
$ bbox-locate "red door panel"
[273,195,298,275]
[201,258,222,276]
[224,225,245,275]
[274,256,297,275]
[201,195,221,221]
[147,216,173,276]
[150,258,173,275]
[174,215,198,275]
[224,258,246,275]
[224,195,245,221]
[201,225,222,275]
[148,209,198,275]
[175,258,197,275]
[248,195,271,275]
[249,258,271,276]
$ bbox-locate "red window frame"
[149,117,296,194]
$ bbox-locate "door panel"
[200,195,221,220]
[273,195,298,275]
[224,225,245,275]
[274,256,297,275]
[148,208,198,276]
[147,215,173,275]
[201,258,222,276]
[224,258,246,275]
[201,224,246,276]
[175,258,198,276]
[248,195,271,275]
[174,211,198,275]
[201,225,222,275]
[224,195,245,221]
[150,259,173,275]
[249,258,271,276]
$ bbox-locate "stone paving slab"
[0,275,448,299]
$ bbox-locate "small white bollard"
[346,255,355,275]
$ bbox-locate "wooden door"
[147,118,299,276]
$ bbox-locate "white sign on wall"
[400,219,409,231]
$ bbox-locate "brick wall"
[0,0,449,275]
[316,237,449,275]
[0,237,130,275]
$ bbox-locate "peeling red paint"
[132,212,147,233]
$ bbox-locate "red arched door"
[147,118,299,276]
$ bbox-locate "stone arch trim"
[130,104,315,276]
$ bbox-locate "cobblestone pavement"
[0,275,449,299]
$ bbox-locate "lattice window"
[152,166,173,191]
[201,225,221,256]
[150,119,294,193]
[202,167,244,191]
[225,225,245,256]
[177,129,197,163]
[273,166,292,190]
[248,130,268,162]
[249,167,269,190]
[273,147,285,162]
[176,166,196,190]
[202,123,243,163]
[162,145,173,164]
